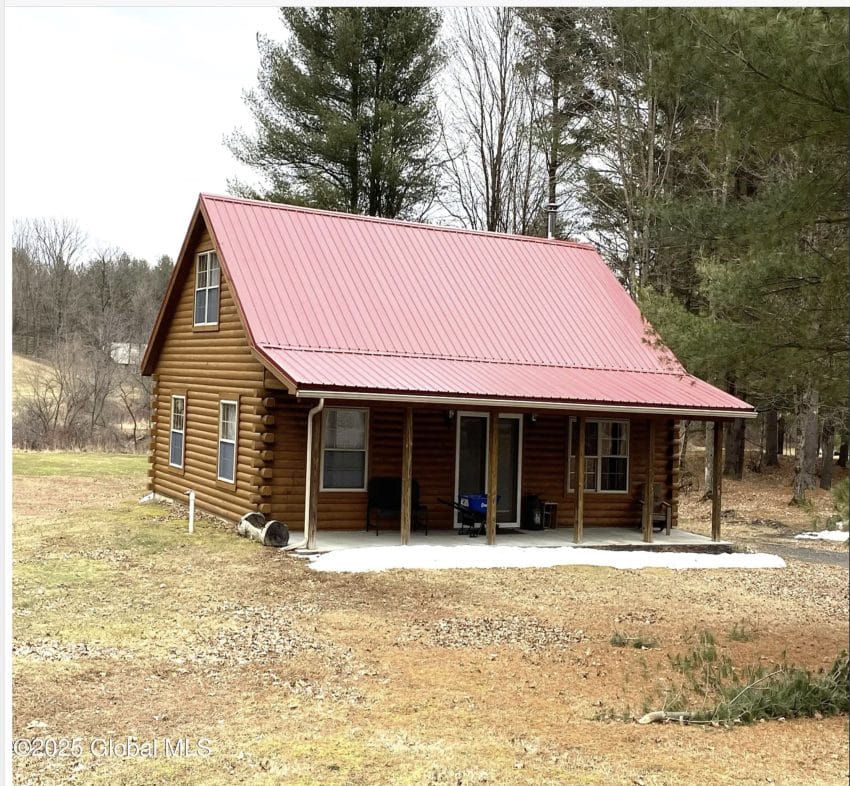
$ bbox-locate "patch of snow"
[307,545,786,574]
[794,530,850,542]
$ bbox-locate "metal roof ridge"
[199,193,597,252]
[258,342,688,376]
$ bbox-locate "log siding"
[148,223,266,522]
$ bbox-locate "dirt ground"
[11,451,849,786]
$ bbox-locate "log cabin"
[141,194,754,547]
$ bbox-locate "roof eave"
[293,388,757,420]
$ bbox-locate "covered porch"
[296,394,736,552]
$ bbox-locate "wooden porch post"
[400,407,413,545]
[642,419,656,543]
[307,409,322,550]
[711,420,724,541]
[574,415,586,544]
[486,413,499,545]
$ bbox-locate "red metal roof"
[191,194,751,414]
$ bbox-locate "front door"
[454,413,522,527]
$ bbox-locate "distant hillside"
[12,353,50,403]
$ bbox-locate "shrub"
[728,621,757,642]
[610,630,658,649]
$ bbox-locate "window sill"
[193,323,220,333]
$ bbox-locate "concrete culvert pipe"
[237,512,290,547]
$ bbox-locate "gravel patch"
[13,640,130,661]
[171,603,355,668]
[401,615,587,652]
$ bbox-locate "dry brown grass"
[12,452,849,786]
[11,354,49,407]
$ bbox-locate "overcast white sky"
[5,6,284,264]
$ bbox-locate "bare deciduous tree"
[439,8,545,234]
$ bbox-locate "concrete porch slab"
[303,527,734,554]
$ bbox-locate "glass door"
[497,416,521,524]
[455,414,522,527]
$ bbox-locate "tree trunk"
[777,415,786,455]
[792,387,819,504]
[678,420,690,481]
[838,441,848,468]
[702,422,714,500]
[764,409,779,467]
[819,421,835,490]
[723,418,746,480]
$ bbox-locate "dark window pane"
[586,421,599,456]
[206,288,219,324]
[170,432,183,466]
[323,450,365,489]
[458,416,487,497]
[600,457,627,491]
[218,441,235,481]
[194,290,205,324]
[497,418,519,522]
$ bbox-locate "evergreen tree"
[631,8,848,495]
[228,7,443,218]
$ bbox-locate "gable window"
[194,251,220,326]
[568,418,629,492]
[322,408,368,490]
[217,400,238,483]
[169,395,185,468]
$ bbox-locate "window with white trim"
[217,400,238,483]
[322,408,368,490]
[568,418,629,492]
[194,251,220,326]
[169,395,185,468]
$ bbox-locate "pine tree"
[632,8,849,497]
[228,7,443,218]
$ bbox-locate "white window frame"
[568,418,630,494]
[194,251,220,326]
[320,407,369,492]
[169,395,185,468]
[217,399,238,483]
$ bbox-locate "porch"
[298,526,734,554]
[298,401,732,551]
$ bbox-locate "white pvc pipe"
[185,489,195,534]
[302,398,325,546]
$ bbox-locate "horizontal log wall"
[262,403,678,532]
[149,223,265,522]
[523,414,677,528]
[265,403,458,532]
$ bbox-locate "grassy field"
[12,451,849,785]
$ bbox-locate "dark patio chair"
[639,482,672,535]
[365,476,428,535]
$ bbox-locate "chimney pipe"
[546,202,558,240]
